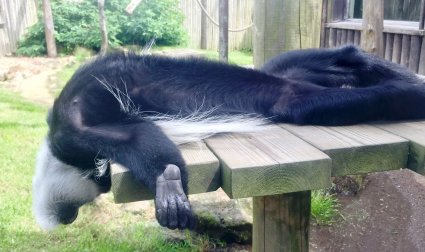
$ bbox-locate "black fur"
[45,45,425,229]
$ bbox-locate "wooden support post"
[219,0,228,62]
[361,0,384,57]
[420,0,425,30]
[253,191,311,252]
[42,0,57,57]
[200,0,208,49]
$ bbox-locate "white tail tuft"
[147,112,271,145]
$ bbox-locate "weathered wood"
[111,142,220,203]
[400,34,411,67]
[97,0,108,55]
[341,29,348,45]
[125,0,142,14]
[205,125,331,198]
[409,35,421,72]
[420,0,425,29]
[384,33,394,61]
[392,34,402,64]
[320,0,329,48]
[347,29,355,44]
[42,0,57,57]
[361,0,384,57]
[336,29,342,46]
[300,0,323,49]
[354,30,361,45]
[326,19,425,36]
[200,0,207,49]
[281,124,409,176]
[282,0,301,51]
[253,191,311,252]
[375,121,425,174]
[219,0,229,62]
[419,36,425,74]
[329,28,337,47]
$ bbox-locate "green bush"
[17,0,186,56]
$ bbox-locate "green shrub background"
[17,0,187,56]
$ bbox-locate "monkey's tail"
[146,112,271,145]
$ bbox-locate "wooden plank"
[361,0,384,57]
[205,125,331,199]
[375,121,425,174]
[354,30,361,45]
[336,29,342,46]
[400,34,411,68]
[419,36,425,75]
[218,0,229,62]
[384,33,394,61]
[341,29,348,45]
[300,0,322,49]
[281,124,409,176]
[392,34,402,64]
[253,192,311,252]
[326,19,425,36]
[329,28,337,47]
[111,142,220,203]
[347,29,355,44]
[409,36,421,73]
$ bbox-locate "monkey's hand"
[155,164,193,229]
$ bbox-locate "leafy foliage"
[17,0,186,56]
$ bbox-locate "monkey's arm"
[78,120,193,229]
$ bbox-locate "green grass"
[311,190,341,225]
[0,88,219,251]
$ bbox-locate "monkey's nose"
[57,204,79,225]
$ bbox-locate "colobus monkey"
[33,45,425,230]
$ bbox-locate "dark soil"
[310,169,425,252]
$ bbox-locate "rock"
[190,189,253,244]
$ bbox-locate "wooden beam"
[219,0,229,62]
[205,125,331,198]
[111,142,220,203]
[420,0,425,30]
[361,0,384,57]
[253,191,310,252]
[200,0,208,49]
[281,124,409,176]
[125,0,142,15]
[375,121,425,174]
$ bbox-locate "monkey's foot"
[155,164,193,229]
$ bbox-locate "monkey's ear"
[46,108,53,126]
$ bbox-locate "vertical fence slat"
[392,34,402,64]
[409,35,421,72]
[400,34,411,67]
[384,33,394,61]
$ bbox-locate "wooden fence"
[179,0,253,51]
[0,0,38,56]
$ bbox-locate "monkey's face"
[32,139,102,230]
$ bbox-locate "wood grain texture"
[253,192,311,252]
[111,142,220,203]
[205,125,331,199]
[361,0,384,56]
[375,121,425,174]
[281,124,409,176]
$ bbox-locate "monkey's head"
[32,138,111,230]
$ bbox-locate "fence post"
[219,0,228,62]
[361,0,384,57]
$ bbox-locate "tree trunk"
[42,0,57,57]
[98,0,108,55]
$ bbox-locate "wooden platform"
[112,121,425,201]
[110,120,425,252]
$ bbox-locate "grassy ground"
[0,88,214,251]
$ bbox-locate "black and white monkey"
[33,45,425,230]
